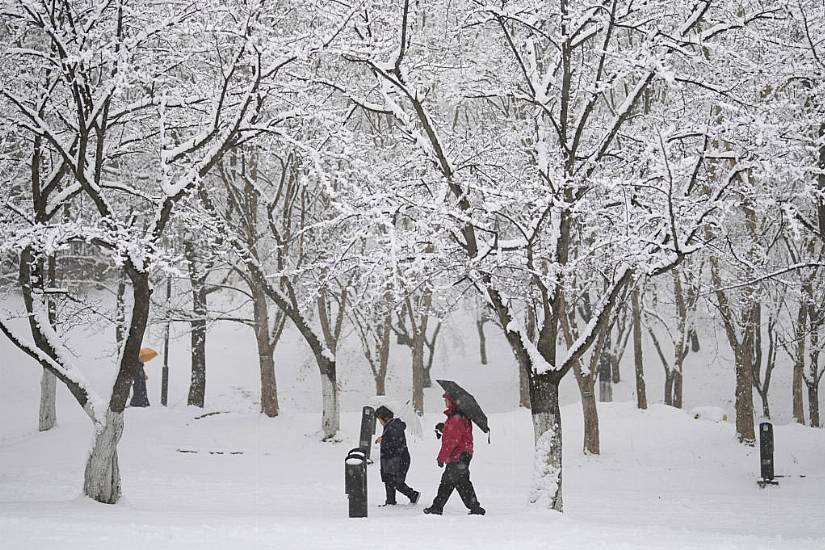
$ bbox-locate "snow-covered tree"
[325,0,768,511]
[0,0,340,501]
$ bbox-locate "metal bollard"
[345,448,368,517]
[760,422,774,480]
[758,421,778,486]
[359,406,376,459]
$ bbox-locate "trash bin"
[359,406,376,459]
[345,448,368,517]
[759,421,774,482]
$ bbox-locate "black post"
[758,421,778,487]
[161,276,171,406]
[345,448,368,517]
[359,406,376,459]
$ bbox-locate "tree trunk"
[235,248,340,439]
[521,305,537,409]
[476,319,488,365]
[19,248,59,431]
[320,363,339,439]
[808,383,820,428]
[610,353,621,384]
[528,377,563,512]
[631,288,647,409]
[375,310,392,396]
[83,410,124,504]
[753,316,777,421]
[664,370,674,406]
[317,283,348,438]
[411,330,426,415]
[581,384,599,454]
[757,389,770,419]
[38,369,57,431]
[598,335,612,403]
[562,304,605,456]
[672,271,687,409]
[186,243,208,408]
[423,321,440,388]
[115,273,127,350]
[252,284,279,417]
[793,364,806,425]
[256,336,278,417]
[235,152,279,417]
[187,313,207,407]
[672,370,683,409]
[519,364,532,409]
[38,255,58,431]
[792,301,807,425]
[85,269,154,504]
[422,363,432,388]
[734,345,756,444]
[599,363,613,403]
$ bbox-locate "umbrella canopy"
[436,380,489,433]
[367,396,422,440]
[138,347,158,363]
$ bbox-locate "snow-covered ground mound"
[0,399,822,549]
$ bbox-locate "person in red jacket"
[423,393,485,515]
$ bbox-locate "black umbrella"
[437,379,489,434]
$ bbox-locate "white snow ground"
[1,304,824,549]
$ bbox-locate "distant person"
[130,347,157,407]
[129,358,150,407]
[375,405,420,506]
[423,393,485,515]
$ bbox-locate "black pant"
[430,460,480,511]
[385,480,416,504]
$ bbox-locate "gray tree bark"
[631,287,647,409]
[185,240,208,408]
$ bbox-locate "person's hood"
[443,393,458,416]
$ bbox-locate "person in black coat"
[375,405,420,506]
[129,359,150,407]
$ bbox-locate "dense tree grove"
[1,0,824,509]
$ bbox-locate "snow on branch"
[678,1,711,37]
[505,316,556,375]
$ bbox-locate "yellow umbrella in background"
[138,347,158,363]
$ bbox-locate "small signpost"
[358,405,376,459]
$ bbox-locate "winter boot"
[468,506,486,515]
[410,491,421,504]
[423,506,442,515]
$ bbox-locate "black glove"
[437,460,444,468]
[435,422,444,439]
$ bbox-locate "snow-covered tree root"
[83,411,124,504]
